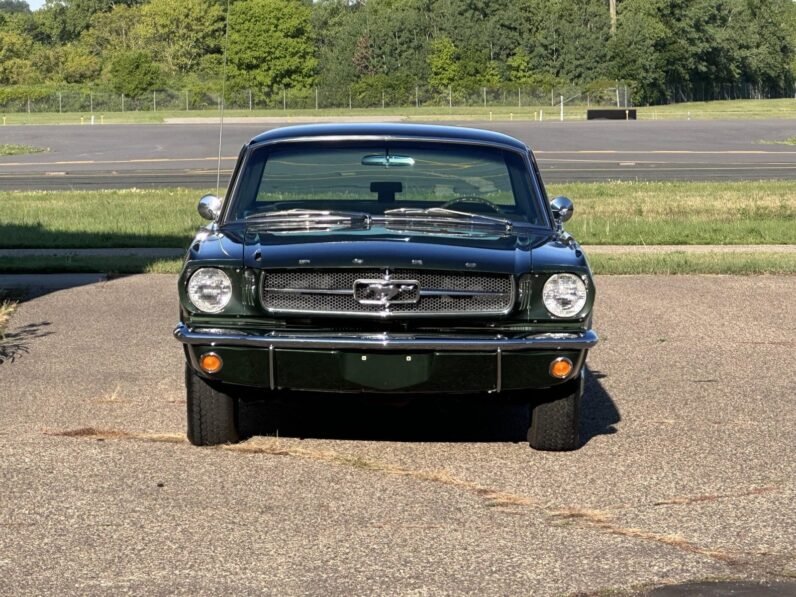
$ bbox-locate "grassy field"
[1,180,794,273]
[0,144,46,156]
[1,181,794,249]
[551,180,796,245]
[589,252,796,274]
[2,98,795,125]
[0,188,201,248]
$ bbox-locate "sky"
[26,0,46,10]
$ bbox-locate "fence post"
[153,90,157,112]
[27,98,31,114]
[283,88,286,110]
[415,86,419,108]
[122,94,125,112]
[315,87,318,110]
[518,88,521,108]
[382,90,385,109]
[248,89,252,111]
[58,92,62,114]
[551,89,554,106]
[560,95,563,121]
[483,87,486,108]
[185,90,189,111]
[90,92,93,114]
[349,90,352,110]
[448,85,452,110]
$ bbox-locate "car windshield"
[228,140,545,227]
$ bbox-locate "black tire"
[527,371,583,451]
[185,364,240,446]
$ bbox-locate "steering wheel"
[441,196,504,214]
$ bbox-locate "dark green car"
[174,123,597,451]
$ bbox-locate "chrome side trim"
[175,323,598,352]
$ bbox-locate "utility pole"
[609,0,617,34]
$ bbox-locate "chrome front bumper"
[173,323,598,352]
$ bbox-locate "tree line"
[1,0,794,108]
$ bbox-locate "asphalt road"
[1,274,794,595]
[2,119,796,189]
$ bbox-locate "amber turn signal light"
[549,357,573,379]
[199,352,223,374]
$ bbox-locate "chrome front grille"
[261,269,515,317]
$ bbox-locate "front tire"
[186,364,240,446]
[528,371,583,451]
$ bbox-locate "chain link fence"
[0,84,632,114]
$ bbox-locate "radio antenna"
[216,0,231,197]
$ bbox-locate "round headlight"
[187,268,232,313]
[542,273,587,318]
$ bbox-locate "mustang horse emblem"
[354,280,420,306]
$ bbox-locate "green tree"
[0,29,36,84]
[136,0,223,75]
[427,35,458,91]
[48,0,143,42]
[311,0,362,102]
[109,50,161,97]
[507,47,533,84]
[78,4,144,57]
[0,0,29,14]
[227,0,316,93]
[482,60,502,87]
[61,44,101,82]
[737,0,796,96]
[609,1,668,103]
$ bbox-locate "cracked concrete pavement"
[0,274,794,595]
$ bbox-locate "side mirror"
[550,196,574,223]
[198,194,222,221]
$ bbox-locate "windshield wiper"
[245,209,372,231]
[383,207,513,232]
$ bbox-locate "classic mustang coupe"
[174,123,597,451]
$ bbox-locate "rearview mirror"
[361,154,415,167]
[550,196,574,223]
[198,194,222,221]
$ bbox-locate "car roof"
[249,123,529,151]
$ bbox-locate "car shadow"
[581,368,620,444]
[239,367,619,446]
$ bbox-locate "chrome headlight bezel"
[187,267,233,314]
[542,273,588,318]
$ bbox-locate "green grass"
[589,252,796,274]
[3,98,796,125]
[0,144,46,156]
[2,180,795,274]
[548,180,796,245]
[1,181,795,249]
[0,188,203,248]
[765,136,796,145]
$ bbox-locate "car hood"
[240,227,549,275]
